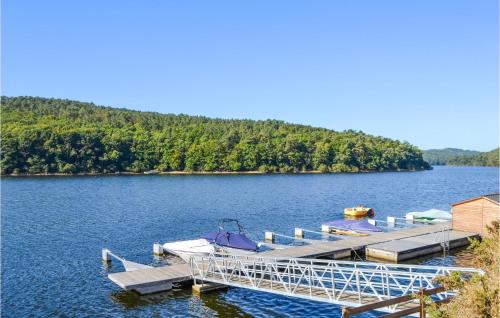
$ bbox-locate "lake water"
[1,166,498,317]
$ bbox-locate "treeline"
[423,148,480,166]
[447,148,499,166]
[0,96,430,175]
[423,148,499,166]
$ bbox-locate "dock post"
[193,282,228,295]
[102,248,111,263]
[321,224,331,233]
[294,228,304,239]
[387,216,396,227]
[367,219,376,226]
[405,214,414,224]
[264,231,275,243]
[341,307,350,318]
[153,243,164,256]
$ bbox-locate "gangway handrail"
[189,253,482,314]
[197,252,483,274]
[341,286,451,317]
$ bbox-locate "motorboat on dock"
[201,219,259,255]
[406,209,452,223]
[163,219,261,261]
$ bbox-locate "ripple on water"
[1,167,498,317]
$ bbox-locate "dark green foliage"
[423,148,499,166]
[423,148,480,165]
[0,96,430,174]
[447,148,499,166]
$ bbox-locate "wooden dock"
[259,222,474,259]
[107,222,478,294]
[365,230,477,262]
[108,263,190,294]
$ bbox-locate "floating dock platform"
[107,222,478,294]
[365,230,477,262]
[259,222,474,259]
[108,263,190,294]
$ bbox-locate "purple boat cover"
[201,231,258,251]
[323,219,382,232]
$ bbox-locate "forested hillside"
[0,96,430,175]
[423,148,480,165]
[423,148,499,166]
[447,148,499,166]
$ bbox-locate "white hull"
[163,239,215,262]
[218,246,258,256]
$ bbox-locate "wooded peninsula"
[1,96,430,175]
[423,148,499,166]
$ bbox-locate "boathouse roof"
[452,193,500,206]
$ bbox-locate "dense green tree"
[423,148,499,166]
[447,148,499,166]
[0,96,431,174]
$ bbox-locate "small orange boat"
[344,205,375,217]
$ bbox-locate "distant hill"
[423,148,480,165]
[0,96,430,175]
[423,148,499,166]
[447,148,499,166]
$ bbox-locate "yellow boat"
[344,205,374,217]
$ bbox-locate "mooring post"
[153,243,164,256]
[387,216,396,227]
[367,219,376,226]
[264,231,275,243]
[419,288,426,318]
[321,224,330,233]
[294,228,304,239]
[341,307,350,318]
[102,248,111,263]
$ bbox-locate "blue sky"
[2,1,498,151]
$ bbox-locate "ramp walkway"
[189,253,482,314]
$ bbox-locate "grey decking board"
[365,229,478,261]
[259,223,456,259]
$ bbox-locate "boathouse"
[452,193,500,236]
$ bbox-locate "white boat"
[406,209,452,222]
[200,219,260,254]
[163,219,264,261]
[163,238,215,262]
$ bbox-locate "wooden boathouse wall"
[452,194,500,237]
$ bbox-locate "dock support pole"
[341,307,350,318]
[153,243,164,256]
[193,282,228,295]
[294,228,304,239]
[387,216,396,227]
[264,231,275,243]
[367,219,376,226]
[321,224,331,233]
[102,248,111,263]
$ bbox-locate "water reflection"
[195,292,253,318]
[110,287,252,317]
[110,288,191,309]
[415,246,476,268]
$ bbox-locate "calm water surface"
[1,166,498,317]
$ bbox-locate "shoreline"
[1,168,429,177]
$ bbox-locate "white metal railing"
[189,253,482,313]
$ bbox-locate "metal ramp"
[189,253,482,314]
